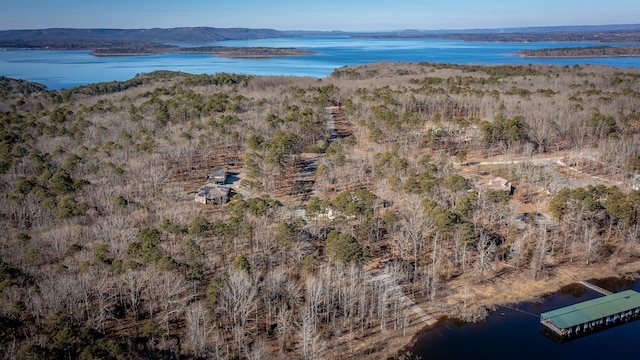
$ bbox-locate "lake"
[408,277,640,359]
[2,37,640,90]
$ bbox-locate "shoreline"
[387,259,640,358]
[87,48,315,58]
[90,51,315,58]
[515,45,640,59]
[2,46,316,58]
[517,54,640,59]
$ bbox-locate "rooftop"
[487,176,510,190]
[541,290,640,329]
[198,184,229,196]
[210,167,227,184]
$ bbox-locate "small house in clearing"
[487,176,513,193]
[195,184,230,205]
[210,167,227,185]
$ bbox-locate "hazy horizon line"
[1,22,639,33]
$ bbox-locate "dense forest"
[1,62,640,359]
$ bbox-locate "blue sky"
[2,0,639,31]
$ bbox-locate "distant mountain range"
[1,24,639,43]
[287,24,640,36]
[0,27,286,42]
[409,23,640,34]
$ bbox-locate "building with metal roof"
[541,289,640,338]
[210,167,227,185]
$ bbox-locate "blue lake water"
[2,37,640,90]
[409,278,640,359]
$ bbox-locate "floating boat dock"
[540,289,640,339]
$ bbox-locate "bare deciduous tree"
[218,269,258,352]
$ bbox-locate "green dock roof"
[541,290,640,329]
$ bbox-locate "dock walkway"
[578,281,613,296]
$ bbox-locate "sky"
[1,0,639,31]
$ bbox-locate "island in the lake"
[91,43,315,58]
[0,38,316,58]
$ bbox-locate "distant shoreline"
[517,54,640,59]
[91,47,316,58]
[516,45,640,58]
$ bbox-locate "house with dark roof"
[195,184,230,205]
[487,176,513,193]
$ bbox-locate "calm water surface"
[2,37,640,90]
[409,278,640,359]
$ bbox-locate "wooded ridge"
[1,62,639,359]
[517,45,640,58]
[0,27,287,42]
[3,24,640,43]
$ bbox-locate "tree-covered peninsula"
[518,45,640,58]
[1,62,639,359]
[0,39,315,58]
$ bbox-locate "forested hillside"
[518,45,640,58]
[0,27,286,42]
[1,63,639,359]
